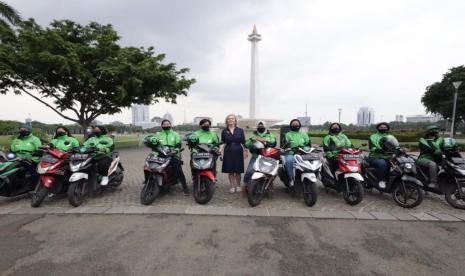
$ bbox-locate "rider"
[283,119,311,187]
[83,126,114,185]
[416,125,444,189]
[10,124,42,184]
[368,122,396,189]
[146,120,189,195]
[187,119,220,176]
[323,123,352,173]
[50,126,80,151]
[243,121,277,186]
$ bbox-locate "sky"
[2,0,465,126]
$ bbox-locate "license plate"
[343,154,360,160]
[41,155,58,163]
[193,152,211,159]
[148,156,167,163]
[71,153,89,160]
[302,154,319,160]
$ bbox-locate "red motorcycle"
[320,148,364,205]
[31,147,71,207]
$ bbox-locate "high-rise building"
[297,116,311,126]
[357,107,375,126]
[395,115,404,122]
[132,105,150,125]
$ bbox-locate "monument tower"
[248,24,261,119]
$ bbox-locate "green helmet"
[143,135,158,147]
[443,138,457,150]
[187,133,199,144]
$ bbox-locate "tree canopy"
[422,66,465,129]
[0,19,195,130]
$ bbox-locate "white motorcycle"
[278,146,321,206]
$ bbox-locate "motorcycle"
[278,146,320,207]
[31,146,72,207]
[189,143,218,205]
[141,143,182,205]
[362,136,424,208]
[67,145,124,207]
[0,151,40,198]
[415,139,465,209]
[247,140,281,207]
[321,147,364,205]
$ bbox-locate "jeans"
[417,159,438,184]
[284,155,295,181]
[24,162,39,185]
[367,158,388,181]
[243,156,257,185]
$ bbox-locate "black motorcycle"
[362,136,424,208]
[416,140,465,209]
[0,151,41,198]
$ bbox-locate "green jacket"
[10,133,42,162]
[245,131,277,157]
[189,129,220,153]
[84,135,114,157]
[51,135,80,152]
[323,132,352,159]
[369,132,395,159]
[148,130,182,157]
[418,137,444,162]
[284,130,311,154]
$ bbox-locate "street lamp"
[450,81,462,138]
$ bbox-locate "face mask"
[162,126,171,131]
[94,131,102,137]
[291,125,300,131]
[56,131,66,137]
[378,129,388,133]
[19,130,30,137]
[330,128,340,134]
[257,127,266,134]
[201,126,210,131]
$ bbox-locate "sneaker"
[236,186,242,193]
[182,188,190,196]
[101,176,109,186]
[289,180,295,187]
[378,181,386,189]
[229,187,235,193]
[428,182,438,189]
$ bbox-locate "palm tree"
[0,1,21,32]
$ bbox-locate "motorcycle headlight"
[193,158,213,170]
[348,166,359,173]
[37,165,48,174]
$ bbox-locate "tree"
[0,1,21,33]
[0,19,195,132]
[422,66,465,132]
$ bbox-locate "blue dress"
[221,127,245,173]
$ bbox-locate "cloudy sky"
[2,0,465,125]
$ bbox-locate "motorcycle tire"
[343,179,364,206]
[303,179,318,207]
[194,176,215,205]
[30,183,48,208]
[392,181,423,208]
[67,179,88,207]
[140,177,160,205]
[444,184,465,210]
[247,178,266,207]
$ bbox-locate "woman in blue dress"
[220,114,247,193]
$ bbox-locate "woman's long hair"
[224,114,237,128]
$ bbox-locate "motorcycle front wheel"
[30,183,48,208]
[444,184,465,210]
[247,178,266,207]
[302,179,318,207]
[392,181,423,208]
[193,176,215,205]
[343,178,364,206]
[67,179,88,207]
[140,176,160,205]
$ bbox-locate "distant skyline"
[2,0,465,125]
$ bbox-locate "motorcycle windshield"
[256,157,279,175]
[41,154,58,164]
[381,136,399,152]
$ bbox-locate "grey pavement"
[1,214,465,276]
[0,147,464,221]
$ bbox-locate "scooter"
[247,140,281,207]
[189,143,218,205]
[0,151,41,198]
[140,143,182,205]
[362,136,424,208]
[321,147,364,205]
[415,140,465,209]
[278,146,320,207]
[67,145,124,207]
[31,147,72,207]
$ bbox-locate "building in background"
[131,105,158,129]
[357,106,375,126]
[395,115,404,122]
[406,114,441,123]
[151,116,163,125]
[297,116,311,126]
[193,116,213,125]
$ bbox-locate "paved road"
[1,147,464,218]
[1,214,464,276]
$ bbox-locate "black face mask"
[56,132,66,137]
[257,127,266,134]
[378,129,388,133]
[19,130,30,137]
[94,131,102,137]
[201,126,210,131]
[291,125,300,131]
[330,128,340,134]
[162,126,171,131]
